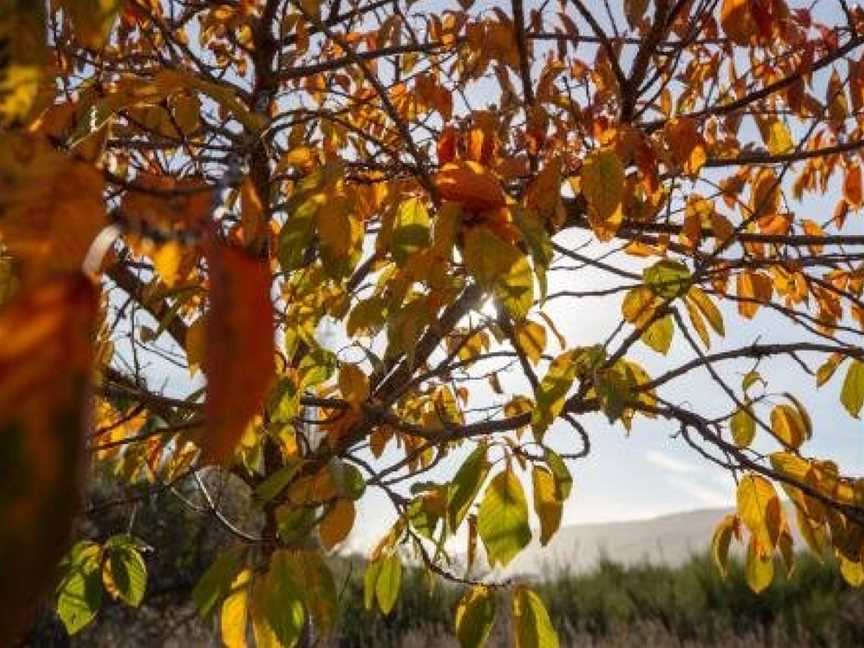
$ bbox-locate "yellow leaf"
[580,149,624,240]
[641,315,674,355]
[316,194,354,261]
[0,65,42,124]
[512,587,559,648]
[746,537,775,593]
[320,499,356,551]
[687,286,724,336]
[221,569,252,648]
[770,404,807,449]
[841,360,864,418]
[185,317,206,377]
[731,406,756,448]
[463,226,534,319]
[839,555,864,587]
[152,241,183,288]
[61,0,122,49]
[455,586,496,648]
[515,320,546,365]
[711,514,738,578]
[532,467,562,546]
[338,363,369,408]
[737,474,782,554]
[760,117,793,156]
[203,243,275,464]
[685,295,710,348]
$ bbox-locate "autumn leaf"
[0,135,107,282]
[580,148,624,240]
[736,271,773,319]
[463,225,534,319]
[0,274,97,637]
[435,161,507,212]
[455,586,496,648]
[720,0,758,44]
[532,466,562,546]
[320,499,356,550]
[512,587,559,648]
[202,242,275,464]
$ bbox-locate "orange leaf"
[0,136,106,282]
[203,242,275,464]
[435,161,507,212]
[665,117,706,176]
[720,0,758,45]
[0,274,97,637]
[844,163,862,208]
[737,271,773,319]
[320,499,356,550]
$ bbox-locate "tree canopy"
[4,0,864,645]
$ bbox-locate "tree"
[3,0,864,644]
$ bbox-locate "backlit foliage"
[3,0,864,645]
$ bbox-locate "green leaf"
[841,360,864,418]
[392,197,430,265]
[512,587,559,648]
[278,193,321,271]
[254,459,303,503]
[329,458,366,500]
[375,553,402,615]
[448,445,490,531]
[103,535,147,607]
[298,347,337,390]
[532,350,578,439]
[56,541,103,635]
[292,551,338,633]
[644,259,690,299]
[192,549,244,618]
[463,226,534,319]
[477,470,531,568]
[363,558,381,611]
[731,406,756,448]
[641,314,674,354]
[260,552,305,643]
[544,449,573,501]
[455,585,497,648]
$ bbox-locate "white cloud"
[644,450,697,474]
[665,475,733,509]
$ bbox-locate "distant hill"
[485,506,800,578]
